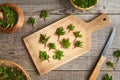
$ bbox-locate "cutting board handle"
[87,13,110,33]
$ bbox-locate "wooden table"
[0,0,120,80]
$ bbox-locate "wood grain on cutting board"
[23,13,110,75]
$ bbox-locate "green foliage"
[39,34,50,47]
[102,73,112,80]
[48,43,56,50]
[113,49,120,62]
[39,51,49,61]
[40,10,49,21]
[72,0,97,8]
[73,31,82,41]
[74,40,83,48]
[61,38,71,49]
[0,6,17,28]
[67,24,75,32]
[0,65,27,80]
[106,61,114,68]
[27,17,36,27]
[53,50,64,60]
[55,27,66,41]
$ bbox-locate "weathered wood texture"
[0,0,120,80]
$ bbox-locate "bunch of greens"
[0,6,17,28]
[53,50,64,60]
[27,17,36,27]
[40,10,49,21]
[72,0,97,8]
[102,73,112,80]
[39,34,50,47]
[113,49,120,62]
[73,31,82,41]
[61,38,71,49]
[39,51,50,61]
[55,27,66,41]
[67,24,75,33]
[47,43,56,50]
[0,65,26,80]
[74,40,83,48]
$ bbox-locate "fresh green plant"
[61,38,71,49]
[67,24,75,33]
[40,10,49,21]
[0,65,27,80]
[113,49,120,62]
[53,50,64,60]
[55,27,66,41]
[73,31,82,41]
[102,73,112,80]
[0,6,17,28]
[106,61,114,68]
[27,17,36,27]
[39,34,50,47]
[74,40,83,48]
[39,51,50,61]
[47,43,56,50]
[72,0,97,8]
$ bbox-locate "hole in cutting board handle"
[103,18,106,21]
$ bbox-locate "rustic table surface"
[0,0,120,80]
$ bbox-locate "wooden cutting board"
[23,13,110,75]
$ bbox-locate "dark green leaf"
[55,27,66,41]
[102,73,112,80]
[40,10,49,21]
[53,50,64,60]
[113,49,120,62]
[27,17,36,27]
[48,43,56,50]
[67,24,75,32]
[39,51,50,61]
[61,38,71,49]
[73,31,82,41]
[106,61,114,68]
[74,40,83,48]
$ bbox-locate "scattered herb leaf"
[113,49,120,63]
[48,43,56,50]
[39,51,50,61]
[106,61,114,68]
[27,17,36,27]
[72,0,97,8]
[0,65,27,80]
[73,31,82,41]
[102,73,112,80]
[39,34,50,47]
[61,38,71,49]
[0,6,17,28]
[74,40,83,48]
[40,10,49,21]
[55,27,66,41]
[53,50,64,60]
[67,24,75,33]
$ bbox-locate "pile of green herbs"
[72,0,97,8]
[0,6,17,28]
[0,65,27,80]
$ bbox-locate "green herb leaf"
[27,17,36,27]
[74,40,83,48]
[55,27,66,41]
[72,0,97,8]
[61,38,71,49]
[39,51,49,61]
[0,65,27,80]
[40,10,49,21]
[102,73,112,80]
[39,34,50,47]
[113,49,120,62]
[67,24,75,32]
[73,31,82,41]
[53,50,64,60]
[106,61,114,68]
[0,6,17,28]
[48,43,56,50]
